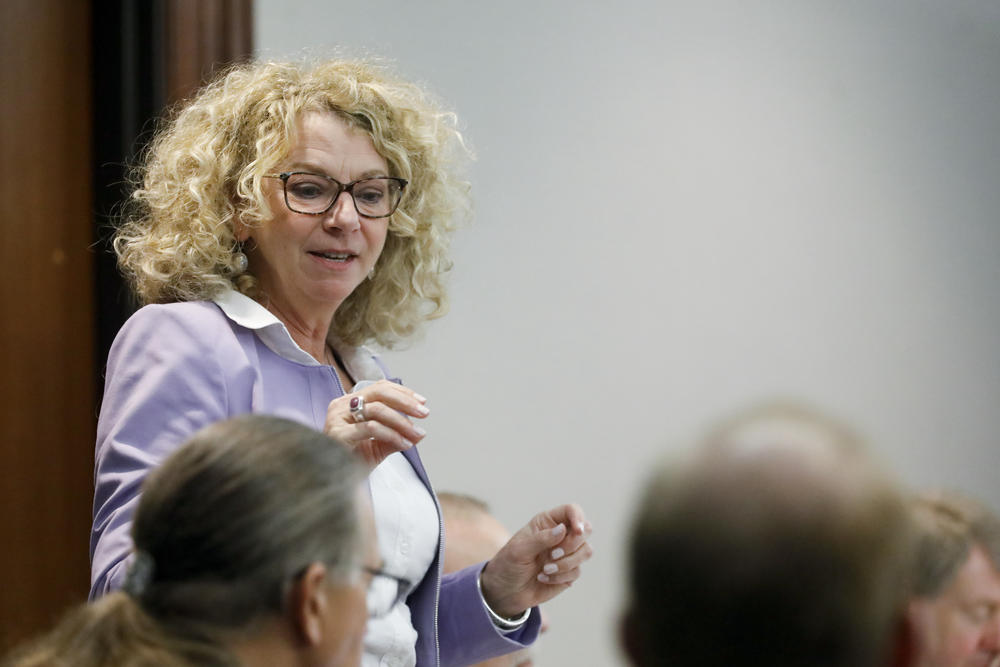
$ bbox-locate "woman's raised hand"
[324,380,429,468]
[478,504,593,619]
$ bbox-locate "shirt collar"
[212,289,388,383]
[213,288,320,366]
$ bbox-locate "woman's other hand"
[324,379,429,468]
[478,503,593,619]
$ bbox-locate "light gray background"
[257,2,1000,664]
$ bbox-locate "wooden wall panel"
[0,0,253,652]
[0,0,95,651]
[94,0,254,368]
[166,0,254,104]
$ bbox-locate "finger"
[357,439,411,466]
[358,381,429,418]
[348,424,417,468]
[500,521,567,567]
[537,566,583,586]
[360,401,427,443]
[538,504,589,538]
[544,540,593,574]
[561,503,589,536]
[541,522,568,547]
[357,420,416,453]
[549,527,592,558]
[550,528,589,559]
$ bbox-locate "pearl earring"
[233,250,248,274]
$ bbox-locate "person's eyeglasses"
[264,172,407,218]
[364,566,414,618]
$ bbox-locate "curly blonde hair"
[115,58,470,348]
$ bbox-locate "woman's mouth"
[310,251,354,262]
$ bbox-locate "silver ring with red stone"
[349,395,367,422]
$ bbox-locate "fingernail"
[550,548,565,560]
[576,522,585,534]
[401,438,414,449]
[414,426,427,437]
[416,404,430,416]
[537,573,550,583]
[543,563,558,575]
[413,392,427,402]
[551,524,567,538]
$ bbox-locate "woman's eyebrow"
[283,161,326,174]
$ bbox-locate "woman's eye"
[289,182,326,199]
[356,187,386,204]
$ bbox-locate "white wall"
[257,2,1000,664]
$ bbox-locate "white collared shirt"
[364,454,440,667]
[213,288,390,381]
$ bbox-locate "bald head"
[439,493,511,573]
[623,403,914,667]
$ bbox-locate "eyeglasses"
[363,566,414,618]
[265,172,407,218]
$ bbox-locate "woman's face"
[243,112,390,318]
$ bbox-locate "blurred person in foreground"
[620,403,916,667]
[91,58,593,665]
[906,491,1000,667]
[439,492,551,667]
[6,415,373,666]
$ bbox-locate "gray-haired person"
[6,415,377,667]
[906,491,1000,667]
[620,403,916,667]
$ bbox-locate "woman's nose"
[325,190,361,232]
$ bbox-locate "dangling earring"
[232,242,249,274]
[368,265,376,280]
[233,251,248,274]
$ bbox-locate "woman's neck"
[264,298,338,364]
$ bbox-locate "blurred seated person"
[5,416,376,667]
[906,490,1000,667]
[620,403,916,667]
[439,492,550,667]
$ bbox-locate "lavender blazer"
[90,296,539,666]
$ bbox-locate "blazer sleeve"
[89,304,237,598]
[437,563,541,667]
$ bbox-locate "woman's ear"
[289,562,330,646]
[233,218,252,243]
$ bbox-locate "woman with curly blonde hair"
[92,58,593,667]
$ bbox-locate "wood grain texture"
[0,0,254,651]
[0,0,96,651]
[166,0,253,104]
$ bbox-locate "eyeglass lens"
[283,173,403,217]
